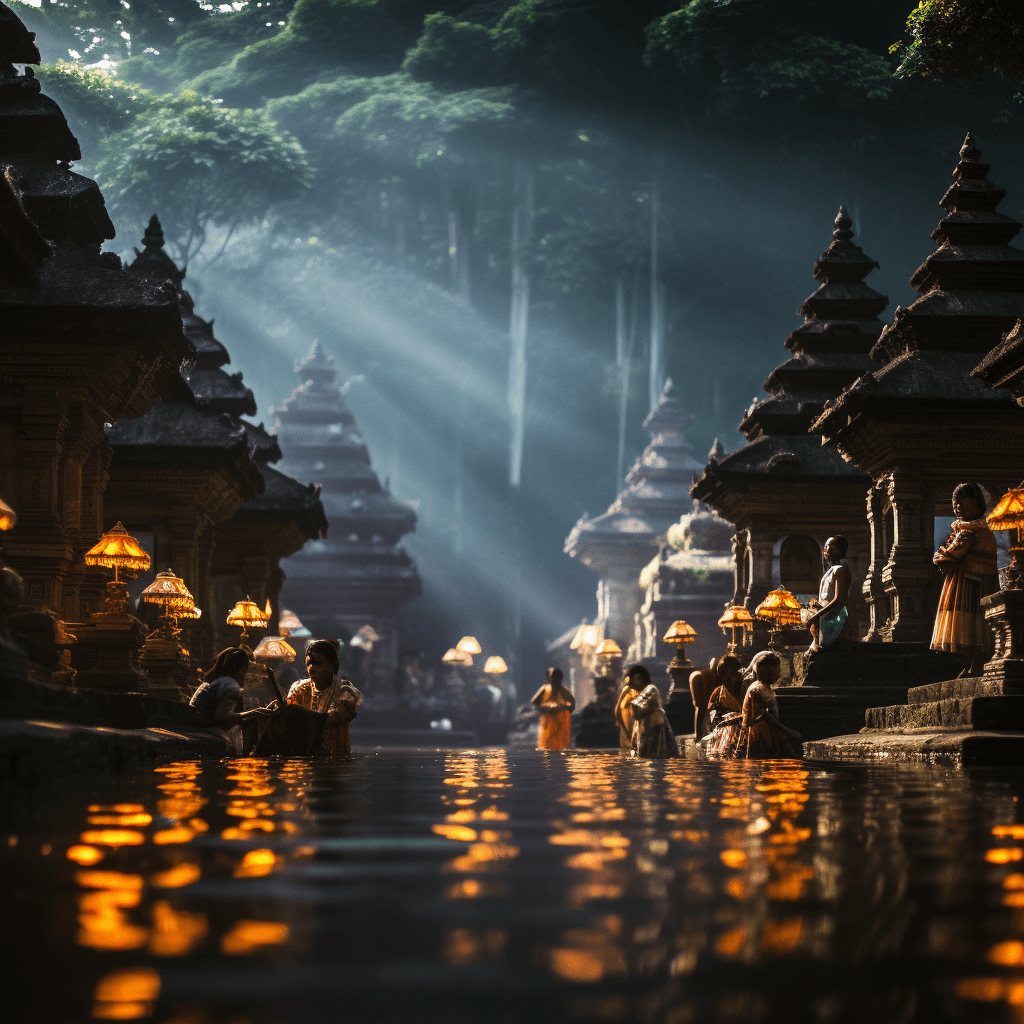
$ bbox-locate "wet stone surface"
[4,749,1024,1022]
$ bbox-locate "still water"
[5,749,1024,1023]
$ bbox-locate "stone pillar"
[731,530,748,607]
[746,528,775,611]
[883,469,932,642]
[981,589,1024,688]
[862,481,889,641]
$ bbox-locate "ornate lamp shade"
[226,597,269,629]
[988,485,1024,588]
[663,620,698,645]
[718,605,754,655]
[226,596,269,648]
[570,623,601,651]
[456,636,482,656]
[279,608,311,638]
[0,496,16,532]
[84,523,150,582]
[179,604,202,621]
[755,590,803,627]
[140,570,194,617]
[253,635,297,663]
[483,656,508,674]
[595,638,622,657]
[718,606,754,630]
[442,647,473,667]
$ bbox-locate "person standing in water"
[805,536,852,652]
[531,667,575,750]
[287,639,363,755]
[932,482,999,676]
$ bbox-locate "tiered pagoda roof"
[565,379,703,577]
[273,340,420,627]
[692,207,880,509]
[814,135,1022,459]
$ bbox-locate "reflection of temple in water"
[274,341,421,687]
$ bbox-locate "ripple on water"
[4,750,1024,1023]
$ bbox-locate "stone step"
[800,644,962,686]
[866,695,1024,731]
[908,676,1024,704]
[773,686,911,741]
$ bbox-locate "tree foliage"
[891,0,1024,81]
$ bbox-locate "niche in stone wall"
[779,534,821,596]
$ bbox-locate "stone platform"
[769,641,963,741]
[805,673,1024,766]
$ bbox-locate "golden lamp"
[483,655,508,674]
[84,522,151,582]
[570,622,601,651]
[0,495,16,532]
[663,620,697,646]
[226,596,270,649]
[84,522,151,618]
[988,484,1024,589]
[755,589,803,649]
[253,635,297,663]
[442,647,473,667]
[140,569,194,639]
[456,635,482,656]
[718,605,754,655]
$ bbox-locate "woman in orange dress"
[531,667,575,749]
[931,483,999,676]
[286,639,363,755]
[734,651,801,759]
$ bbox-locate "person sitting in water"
[688,654,743,742]
[615,664,650,751]
[287,639,363,755]
[190,647,280,753]
[735,651,802,759]
[805,536,852,653]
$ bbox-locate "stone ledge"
[0,718,227,807]
[907,675,1024,703]
[804,730,1024,766]
[866,695,1024,730]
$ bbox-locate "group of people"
[190,638,363,756]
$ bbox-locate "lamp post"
[592,638,622,703]
[226,596,270,652]
[138,569,196,700]
[981,485,1024,685]
[83,523,151,621]
[755,589,803,652]
[718,606,754,656]
[663,620,698,715]
[0,495,26,683]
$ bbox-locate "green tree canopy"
[891,0,1024,81]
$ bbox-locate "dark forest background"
[13,0,1024,689]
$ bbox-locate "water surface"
[5,749,1024,1023]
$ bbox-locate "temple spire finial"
[142,214,165,250]
[833,205,854,243]
[960,132,980,163]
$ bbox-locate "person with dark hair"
[805,535,852,652]
[190,647,280,751]
[629,684,679,758]
[531,667,576,750]
[286,639,363,755]
[614,664,650,750]
[735,651,801,758]
[932,482,999,675]
[689,655,743,741]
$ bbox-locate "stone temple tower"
[274,341,421,689]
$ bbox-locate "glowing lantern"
[718,606,754,654]
[226,596,269,649]
[988,484,1024,589]
[252,636,297,663]
[483,656,508,674]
